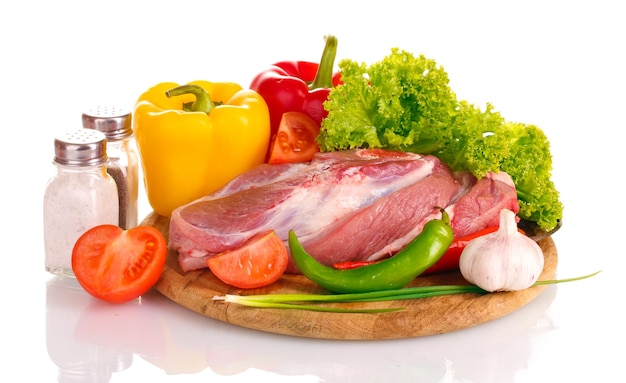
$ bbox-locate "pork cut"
[168,149,519,273]
[447,171,520,237]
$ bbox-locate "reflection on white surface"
[45,275,558,382]
[46,277,133,382]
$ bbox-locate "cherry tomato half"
[268,111,320,164]
[207,230,289,289]
[72,224,167,303]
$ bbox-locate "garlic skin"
[459,209,544,292]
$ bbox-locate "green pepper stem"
[434,207,450,226]
[165,84,215,113]
[309,35,338,90]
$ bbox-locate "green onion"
[212,296,403,313]
[212,270,600,313]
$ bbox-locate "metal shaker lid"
[54,129,108,167]
[82,105,132,141]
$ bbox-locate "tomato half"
[72,224,167,303]
[206,230,289,289]
[268,111,320,164]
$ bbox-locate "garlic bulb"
[459,209,544,292]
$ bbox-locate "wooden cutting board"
[145,213,558,340]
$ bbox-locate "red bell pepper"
[249,35,340,136]
[332,225,526,274]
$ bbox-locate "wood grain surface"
[145,213,558,340]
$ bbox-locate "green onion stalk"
[212,271,600,313]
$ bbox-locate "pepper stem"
[309,35,338,90]
[435,206,451,226]
[165,84,215,113]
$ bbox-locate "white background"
[1,1,624,382]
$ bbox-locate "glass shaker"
[43,129,119,276]
[82,105,139,229]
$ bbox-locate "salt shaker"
[43,129,119,276]
[82,105,139,229]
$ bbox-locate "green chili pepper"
[288,211,455,294]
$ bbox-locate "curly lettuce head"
[319,48,459,153]
[319,48,563,231]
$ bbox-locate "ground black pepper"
[82,106,139,229]
[106,163,128,228]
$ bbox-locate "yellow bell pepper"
[133,80,270,217]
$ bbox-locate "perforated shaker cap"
[54,129,108,166]
[81,105,132,141]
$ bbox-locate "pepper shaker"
[82,105,139,229]
[43,129,119,276]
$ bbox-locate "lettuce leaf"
[319,48,563,231]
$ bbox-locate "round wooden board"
[144,213,558,340]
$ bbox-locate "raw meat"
[168,149,519,273]
[445,171,520,237]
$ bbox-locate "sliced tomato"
[206,230,289,289]
[268,111,320,164]
[72,224,167,303]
